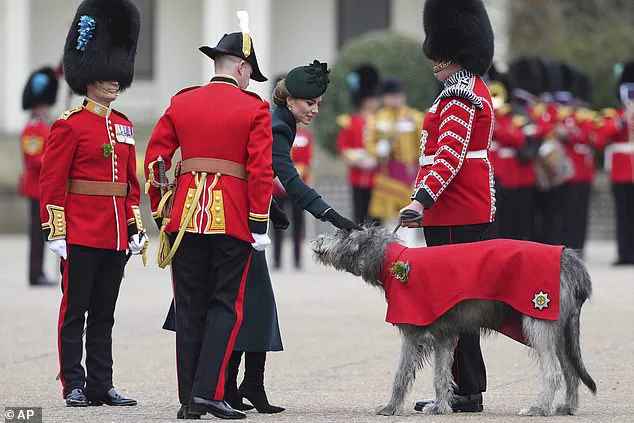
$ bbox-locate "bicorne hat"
[422,0,495,76]
[22,67,59,110]
[63,0,141,95]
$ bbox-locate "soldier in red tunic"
[19,66,59,286]
[594,60,634,265]
[399,0,495,413]
[144,17,273,419]
[39,0,144,407]
[336,65,381,224]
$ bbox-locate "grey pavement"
[0,235,633,423]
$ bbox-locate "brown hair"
[272,78,292,107]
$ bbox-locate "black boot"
[224,351,254,411]
[238,352,285,414]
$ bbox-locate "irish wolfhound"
[310,226,596,416]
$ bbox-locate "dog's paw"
[376,404,399,416]
[422,402,452,415]
[519,406,551,416]
[555,404,577,415]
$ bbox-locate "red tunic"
[563,112,595,183]
[145,76,274,242]
[39,98,142,250]
[413,70,495,226]
[336,113,376,188]
[493,112,535,188]
[594,109,634,183]
[273,128,312,196]
[381,240,563,341]
[19,116,49,199]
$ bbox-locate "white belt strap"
[420,149,488,167]
[498,147,517,159]
[604,142,634,171]
[572,144,592,155]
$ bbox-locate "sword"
[157,155,167,197]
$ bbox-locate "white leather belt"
[420,149,488,166]
[605,142,634,171]
[498,147,517,159]
[572,144,593,155]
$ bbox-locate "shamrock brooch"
[389,261,410,284]
[101,143,114,158]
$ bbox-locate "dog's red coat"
[382,240,564,344]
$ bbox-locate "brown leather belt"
[67,179,128,197]
[176,158,248,181]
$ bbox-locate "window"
[338,0,390,47]
[133,0,154,79]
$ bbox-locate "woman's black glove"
[270,199,290,230]
[321,208,362,230]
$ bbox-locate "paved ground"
[1,235,633,422]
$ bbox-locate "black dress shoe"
[414,393,483,413]
[189,397,246,420]
[65,388,88,407]
[238,384,285,414]
[612,258,634,266]
[30,276,56,286]
[177,405,201,420]
[89,388,137,406]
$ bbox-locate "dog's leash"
[393,210,424,234]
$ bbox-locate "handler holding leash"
[399,0,496,413]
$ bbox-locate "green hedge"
[312,30,437,155]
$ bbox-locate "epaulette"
[111,109,130,121]
[438,85,484,110]
[241,90,263,101]
[512,115,529,127]
[336,114,351,129]
[601,107,618,118]
[497,104,512,116]
[58,106,82,120]
[557,106,573,121]
[531,104,547,116]
[175,86,201,96]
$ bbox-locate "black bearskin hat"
[63,0,140,95]
[347,65,381,108]
[422,0,494,76]
[576,71,593,104]
[22,67,59,110]
[508,56,547,96]
[619,61,634,86]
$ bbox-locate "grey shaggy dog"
[311,225,596,416]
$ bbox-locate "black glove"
[269,199,290,230]
[322,208,362,231]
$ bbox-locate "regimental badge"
[115,124,135,145]
[22,135,44,155]
[532,291,551,310]
[390,261,410,284]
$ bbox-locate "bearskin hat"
[22,67,59,110]
[422,0,494,76]
[508,56,547,96]
[63,0,140,95]
[576,71,593,104]
[347,65,381,108]
[619,60,634,86]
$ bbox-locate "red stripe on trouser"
[169,265,181,402]
[213,251,252,400]
[449,227,459,389]
[57,256,69,397]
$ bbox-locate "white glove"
[128,232,146,255]
[376,140,391,158]
[251,233,271,251]
[48,239,67,260]
[357,153,378,170]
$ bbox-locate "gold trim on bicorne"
[82,97,110,117]
[43,204,66,240]
[180,188,200,232]
[205,188,226,233]
[249,211,269,222]
[242,33,251,58]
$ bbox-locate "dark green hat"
[285,60,330,99]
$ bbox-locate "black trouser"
[612,183,634,262]
[58,245,125,398]
[28,199,46,285]
[272,196,305,268]
[562,182,591,252]
[171,233,251,405]
[531,186,566,245]
[497,187,534,240]
[352,187,378,225]
[424,224,489,395]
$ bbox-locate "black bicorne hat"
[347,64,380,108]
[200,32,267,82]
[22,67,59,110]
[285,60,330,99]
[422,0,494,76]
[63,0,140,95]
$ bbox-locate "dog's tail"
[564,308,597,395]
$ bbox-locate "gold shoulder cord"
[157,172,218,268]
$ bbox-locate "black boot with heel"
[238,352,285,414]
[224,351,254,412]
